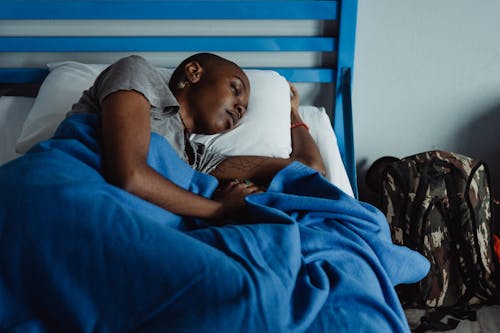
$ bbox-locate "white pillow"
[15,62,107,153]
[15,61,291,159]
[191,70,291,157]
[298,106,354,197]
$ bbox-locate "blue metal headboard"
[0,0,358,196]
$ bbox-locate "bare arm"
[210,83,326,185]
[100,90,257,219]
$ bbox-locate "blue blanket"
[0,114,429,333]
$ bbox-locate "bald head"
[169,53,243,93]
[167,52,250,134]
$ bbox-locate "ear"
[184,61,203,84]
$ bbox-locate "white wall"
[354,0,500,202]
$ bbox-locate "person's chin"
[219,119,233,133]
[202,125,227,135]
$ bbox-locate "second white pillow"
[191,70,291,157]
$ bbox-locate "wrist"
[290,111,301,123]
[290,122,309,131]
[206,199,225,220]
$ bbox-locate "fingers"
[289,82,300,97]
[227,179,263,194]
[228,179,250,186]
[288,82,300,114]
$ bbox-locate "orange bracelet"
[290,122,309,131]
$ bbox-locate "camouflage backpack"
[380,150,499,311]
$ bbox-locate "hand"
[211,179,263,220]
[289,82,300,114]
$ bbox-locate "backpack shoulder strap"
[442,164,478,304]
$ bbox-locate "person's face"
[186,62,250,134]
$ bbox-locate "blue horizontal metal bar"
[0,68,49,84]
[1,1,337,20]
[0,68,335,84]
[0,37,336,52]
[270,68,335,83]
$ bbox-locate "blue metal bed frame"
[0,0,358,196]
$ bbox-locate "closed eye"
[231,83,239,95]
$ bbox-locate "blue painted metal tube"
[0,68,49,84]
[0,68,335,84]
[334,0,358,197]
[0,68,334,84]
[0,37,336,52]
[273,68,335,83]
[1,1,337,20]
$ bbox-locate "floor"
[405,305,500,332]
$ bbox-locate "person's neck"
[174,91,197,133]
[178,106,194,134]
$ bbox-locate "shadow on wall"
[357,159,379,207]
[356,105,500,234]
[456,104,500,232]
[456,104,500,198]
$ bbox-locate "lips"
[226,110,238,128]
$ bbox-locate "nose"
[235,104,246,118]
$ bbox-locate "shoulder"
[113,54,152,69]
[104,55,156,77]
[94,55,173,107]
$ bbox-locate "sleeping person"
[0,54,430,333]
[69,53,325,222]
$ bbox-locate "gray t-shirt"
[69,55,225,173]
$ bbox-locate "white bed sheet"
[0,96,34,165]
